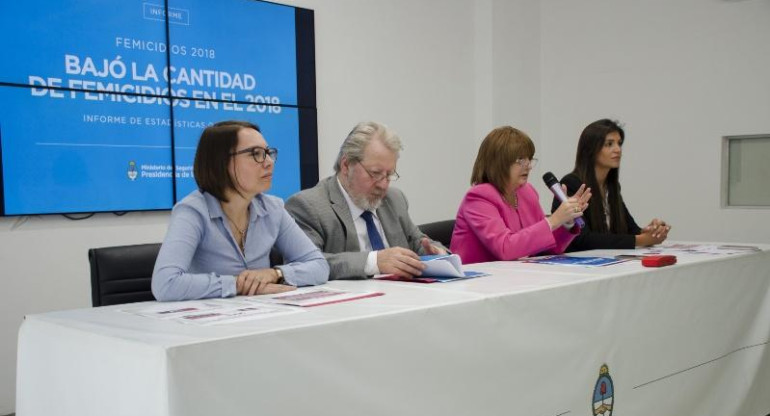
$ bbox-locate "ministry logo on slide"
[592,364,614,416]
[127,160,138,181]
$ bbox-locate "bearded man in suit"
[286,121,446,280]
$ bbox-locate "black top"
[550,173,641,252]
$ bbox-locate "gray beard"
[352,193,382,212]
[345,170,383,211]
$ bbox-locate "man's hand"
[377,247,426,278]
[421,237,447,255]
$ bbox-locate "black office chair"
[89,243,160,307]
[89,243,286,306]
[418,219,455,248]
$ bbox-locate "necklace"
[222,211,248,251]
[602,188,611,228]
[506,192,519,210]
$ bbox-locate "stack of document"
[120,288,386,325]
[252,287,384,307]
[522,255,627,267]
[121,300,302,325]
[376,254,488,283]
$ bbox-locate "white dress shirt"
[336,178,390,275]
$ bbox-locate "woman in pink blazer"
[450,126,591,264]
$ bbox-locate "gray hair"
[333,121,403,173]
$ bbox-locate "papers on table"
[625,244,761,257]
[375,274,485,283]
[251,287,384,307]
[522,255,627,267]
[173,304,301,325]
[121,299,302,326]
[121,301,226,320]
[375,254,489,283]
[122,287,386,324]
[422,254,466,277]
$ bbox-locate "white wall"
[491,0,541,139]
[297,0,484,223]
[2,0,768,412]
[537,0,770,243]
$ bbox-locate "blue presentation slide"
[0,85,175,214]
[0,0,307,215]
[0,1,168,90]
[167,0,298,105]
[172,103,301,202]
[0,0,298,105]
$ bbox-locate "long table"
[16,245,770,416]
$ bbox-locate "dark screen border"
[298,107,319,190]
[0,123,4,216]
[295,7,316,109]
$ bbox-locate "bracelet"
[273,267,285,284]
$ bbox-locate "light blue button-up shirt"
[152,190,329,301]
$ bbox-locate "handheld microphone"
[542,171,584,228]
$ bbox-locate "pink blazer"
[450,183,576,264]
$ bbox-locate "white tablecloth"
[16,246,770,416]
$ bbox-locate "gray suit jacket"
[285,176,444,280]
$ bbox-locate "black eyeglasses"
[359,163,400,182]
[231,146,278,163]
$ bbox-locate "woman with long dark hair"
[552,119,670,251]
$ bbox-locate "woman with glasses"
[152,120,328,301]
[450,126,591,263]
[551,119,670,252]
